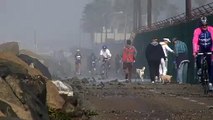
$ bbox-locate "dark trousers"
[123,62,133,81]
[148,60,160,82]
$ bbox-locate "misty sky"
[0,0,91,52]
[0,0,212,53]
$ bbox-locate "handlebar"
[103,57,111,60]
[196,51,212,56]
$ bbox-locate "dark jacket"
[145,41,165,62]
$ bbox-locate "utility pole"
[103,13,108,42]
[101,27,103,43]
[186,0,192,20]
[79,21,82,48]
[147,0,152,28]
[124,13,127,41]
[133,0,137,30]
[34,30,37,53]
[138,0,142,27]
[114,11,128,41]
[105,26,107,41]
[133,0,142,30]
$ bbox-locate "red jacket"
[122,45,137,63]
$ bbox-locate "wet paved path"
[80,80,213,120]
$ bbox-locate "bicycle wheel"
[203,81,209,94]
[105,66,108,79]
[203,64,209,95]
[100,63,106,79]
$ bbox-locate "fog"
[0,0,91,53]
[154,0,213,21]
[0,0,212,53]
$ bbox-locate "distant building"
[94,31,131,43]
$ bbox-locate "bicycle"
[89,60,97,76]
[196,52,212,95]
[100,58,110,79]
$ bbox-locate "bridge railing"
[134,2,213,34]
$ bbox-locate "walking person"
[146,38,165,83]
[74,49,82,75]
[122,40,137,82]
[159,38,174,75]
[172,38,189,84]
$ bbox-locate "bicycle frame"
[101,58,110,79]
[90,61,97,75]
[196,52,212,94]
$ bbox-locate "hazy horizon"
[0,0,212,53]
[0,0,91,53]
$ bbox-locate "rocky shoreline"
[0,42,94,120]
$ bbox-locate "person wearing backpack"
[122,39,137,82]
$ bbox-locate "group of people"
[74,45,112,76]
[145,37,188,84]
[145,16,213,90]
[73,40,137,82]
[74,16,213,90]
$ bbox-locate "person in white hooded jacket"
[159,38,174,76]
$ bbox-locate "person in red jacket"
[122,39,137,82]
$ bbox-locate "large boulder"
[19,49,47,66]
[0,75,49,120]
[19,49,45,61]
[46,80,65,110]
[20,49,73,79]
[0,42,19,55]
[0,52,42,77]
[18,54,52,79]
[0,52,49,119]
[0,100,19,118]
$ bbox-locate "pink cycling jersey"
[192,26,213,55]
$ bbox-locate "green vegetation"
[48,107,70,120]
[48,107,98,120]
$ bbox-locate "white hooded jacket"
[159,42,174,57]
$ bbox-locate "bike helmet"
[200,16,208,26]
[102,45,107,49]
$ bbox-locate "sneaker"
[151,81,155,84]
